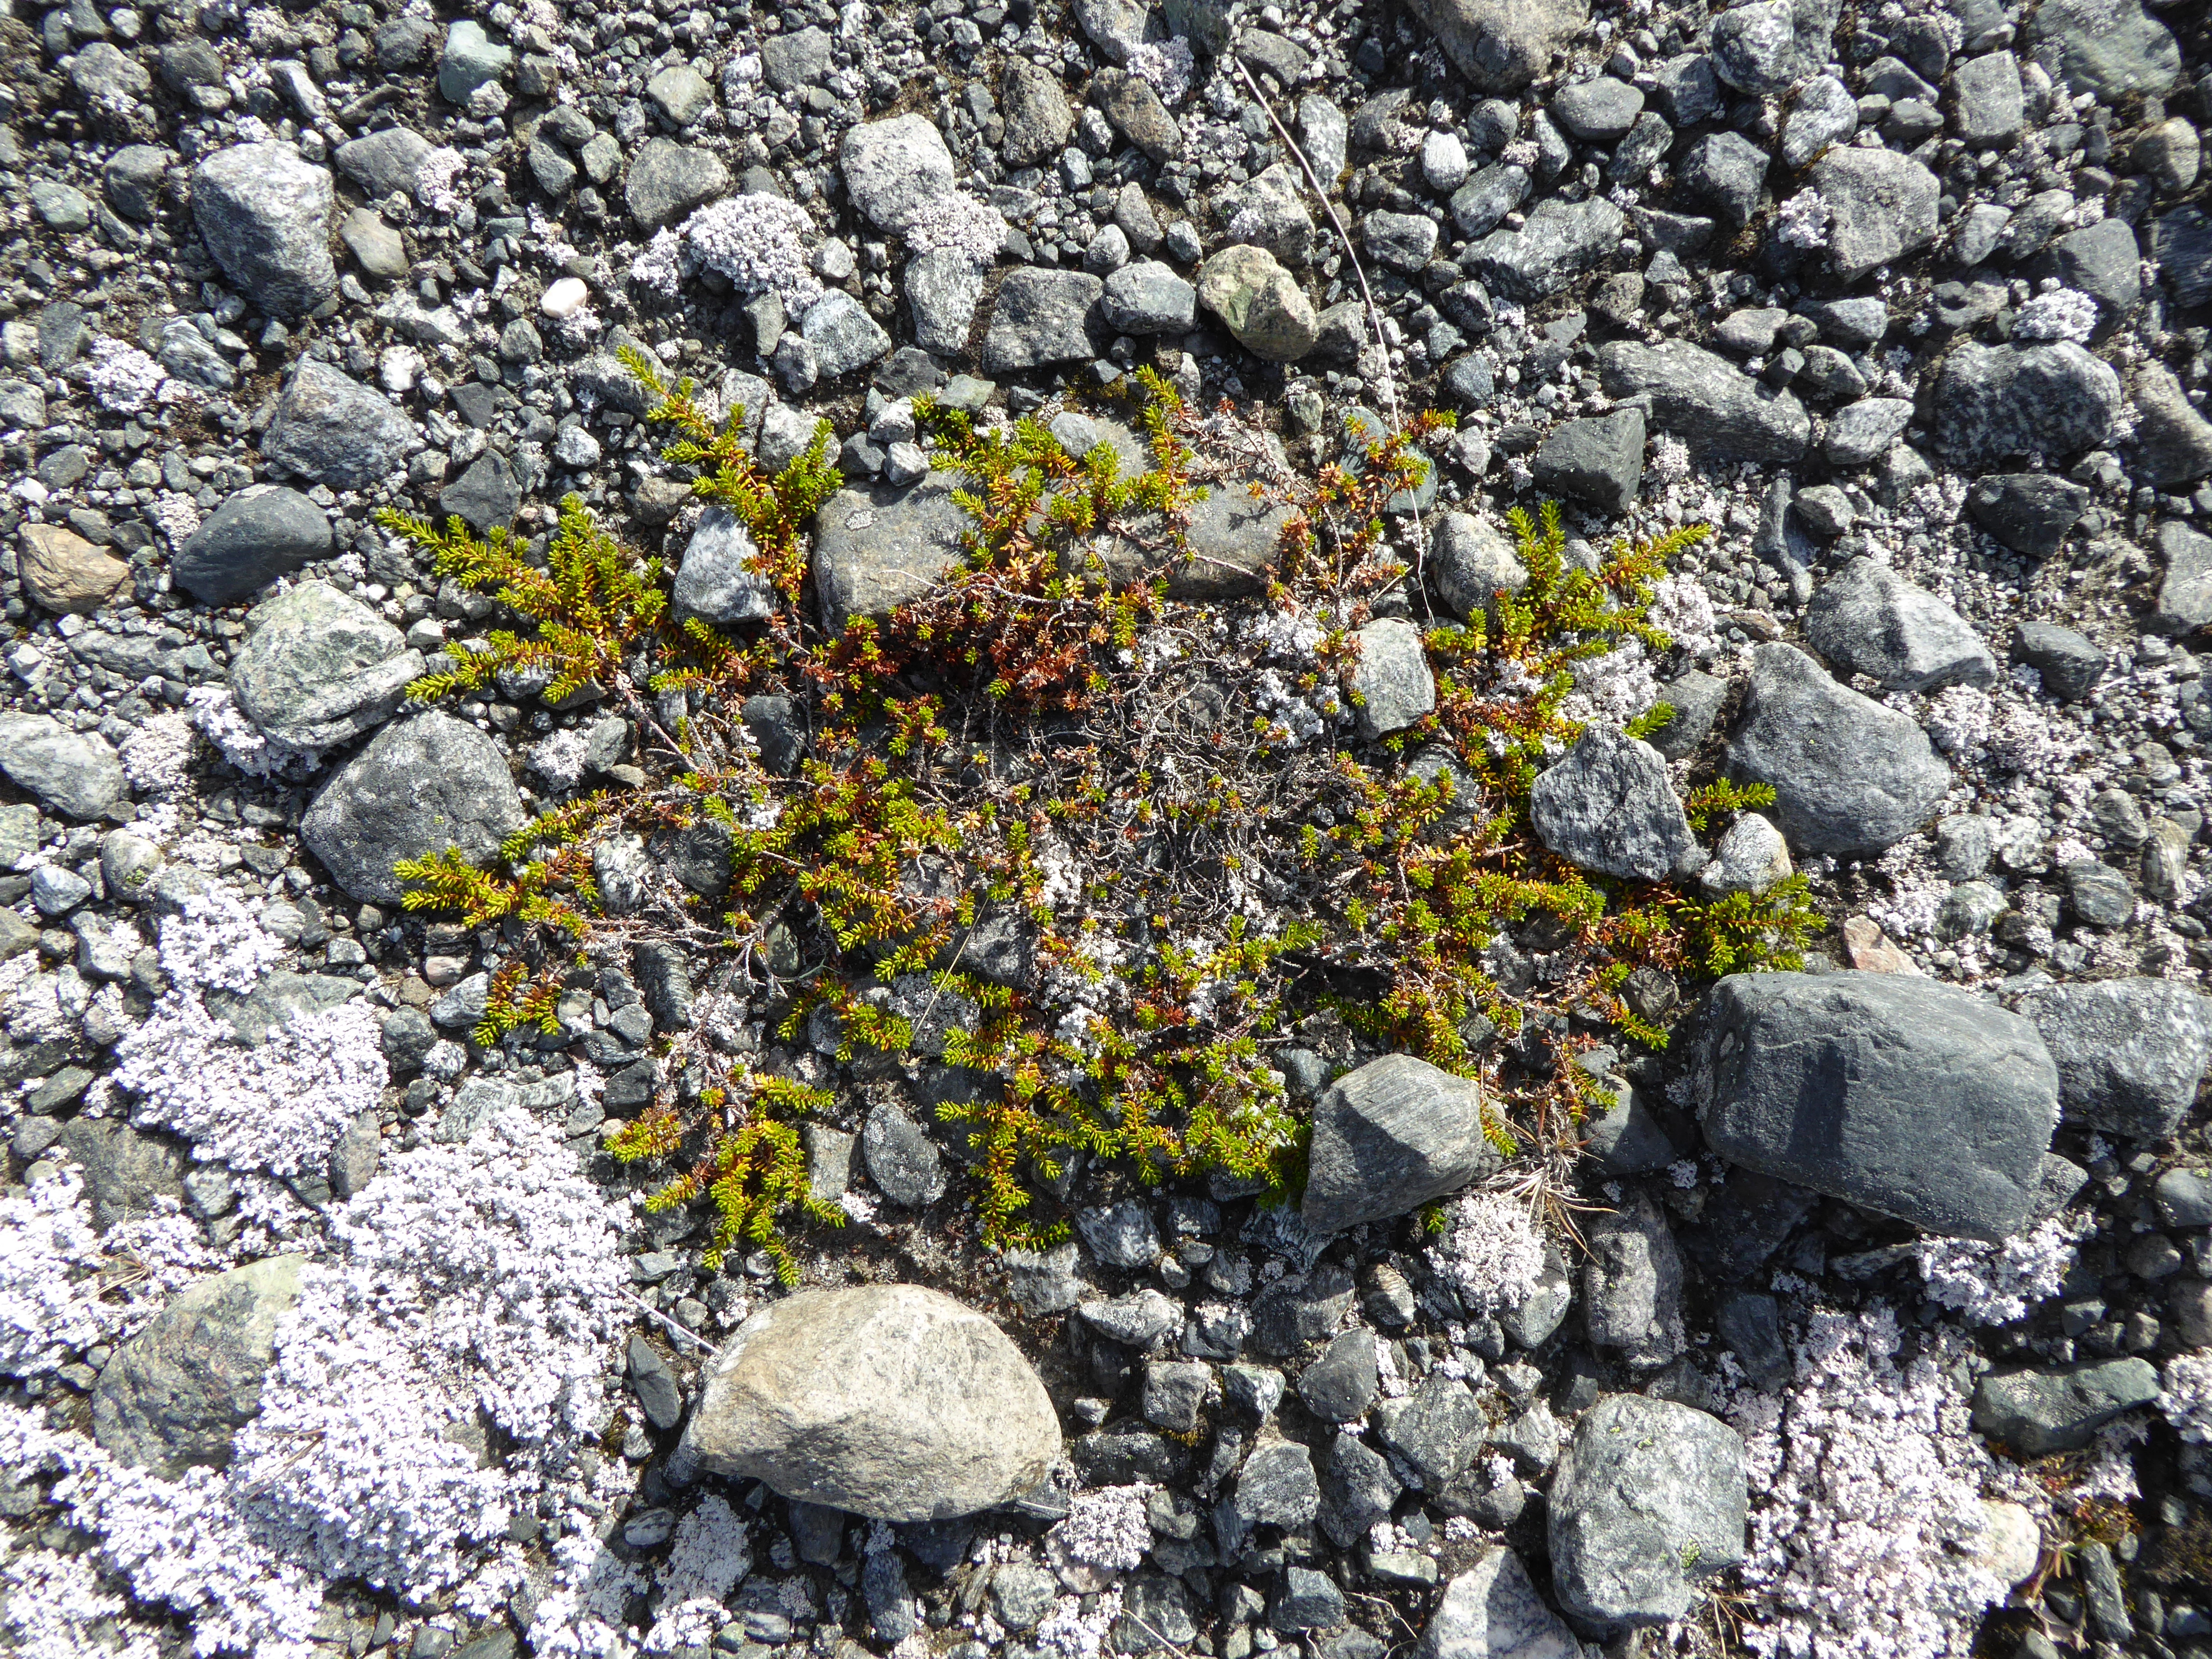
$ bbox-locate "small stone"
[300,711,527,904]
[437,19,511,103]
[1197,245,1317,362]
[1804,558,1996,693]
[16,525,128,615]
[1530,726,1697,881]
[262,359,416,490]
[1971,1357,2160,1454]
[1967,473,2090,558]
[1303,1054,1497,1235]
[1344,618,1435,739]
[624,139,731,231]
[191,142,336,318]
[1531,408,1643,516]
[842,115,958,234]
[981,268,1105,373]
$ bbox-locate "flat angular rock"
[1933,342,2121,470]
[2132,362,2212,487]
[1597,341,1808,462]
[191,142,336,318]
[1971,1357,2160,1454]
[624,139,730,231]
[1696,970,2059,1241]
[229,581,425,750]
[1090,69,1181,162]
[811,473,970,633]
[2156,522,2212,638]
[1804,558,1996,693]
[1532,408,1643,515]
[1463,197,1623,301]
[906,249,988,358]
[0,713,125,820]
[841,116,957,234]
[1967,473,2089,558]
[675,1285,1059,1520]
[175,484,333,605]
[1529,725,1696,881]
[1421,1548,1579,1659]
[1725,642,1950,856]
[1822,397,1913,469]
[300,710,527,904]
[982,268,1105,373]
[675,507,777,624]
[1548,1396,1746,1630]
[2015,977,2212,1142]
[1374,1373,1485,1490]
[333,126,433,199]
[1402,0,1587,92]
[1678,131,1768,228]
[441,451,521,532]
[2025,0,2180,101]
[91,1256,305,1477]
[1303,1053,1497,1235]
[262,359,417,490]
[1000,57,1073,166]
[1583,1190,1684,1369]
[2011,622,2105,701]
[1810,148,1939,281]
[1101,259,1196,335]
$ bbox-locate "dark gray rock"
[1296,1331,1379,1422]
[1696,970,2059,1240]
[1724,643,1950,856]
[0,713,125,821]
[1345,617,1435,739]
[628,1333,683,1431]
[1463,197,1623,300]
[1228,1437,1320,1534]
[57,1119,185,1231]
[381,1005,437,1072]
[1101,260,1196,335]
[2154,1168,2212,1229]
[760,24,832,90]
[624,138,730,230]
[92,1256,305,1476]
[1809,148,1940,281]
[1075,1199,1161,1268]
[1251,1265,1355,1356]
[1715,1291,1789,1388]
[1000,57,1073,167]
[1582,1191,1683,1370]
[301,711,528,904]
[1529,726,1697,882]
[2016,978,2212,1142]
[1365,210,1439,273]
[1966,473,2090,558]
[1708,0,1800,93]
[262,359,416,489]
[191,142,336,317]
[1779,75,1857,168]
[1089,69,1181,162]
[2047,220,2142,334]
[1140,1361,1212,1431]
[863,1101,947,1207]
[1803,558,1995,693]
[1421,1548,1580,1659]
[1650,52,1722,125]
[1971,1357,2160,1454]
[802,291,893,381]
[1596,341,1808,461]
[1303,1054,1497,1235]
[440,451,521,533]
[103,145,170,221]
[175,485,333,606]
[981,269,1105,374]
[1551,78,1642,142]
[1547,1396,1746,1630]
[1932,342,2122,470]
[1449,164,1529,240]
[229,582,424,750]
[2156,206,2212,311]
[1374,1373,1484,1491]
[1648,671,1726,762]
[2062,858,2134,929]
[1823,398,1914,469]
[1676,131,1768,228]
[1430,511,1528,622]
[2011,622,2105,701]
[1532,408,1643,516]
[333,125,433,199]
[1319,1429,1401,1548]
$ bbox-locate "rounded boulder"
[672,1284,1060,1521]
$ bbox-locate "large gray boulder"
[191,142,336,317]
[91,1256,305,1476]
[671,1284,1060,1520]
[175,484,334,606]
[1548,1395,1746,1630]
[1303,1054,1497,1235]
[1725,643,1950,856]
[1933,342,2123,469]
[1803,558,1997,694]
[1421,1549,1580,1659]
[1403,0,1588,92]
[300,711,527,903]
[0,713,126,821]
[2015,977,2212,1141]
[811,473,970,633]
[260,359,417,489]
[1596,340,1809,462]
[1696,971,2060,1240]
[229,582,426,750]
[1529,726,1697,882]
